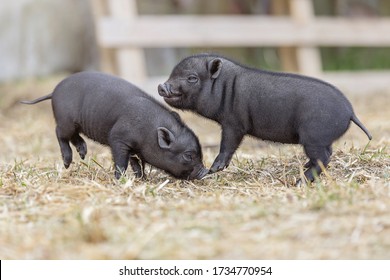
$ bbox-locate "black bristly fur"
[22,72,208,180]
[158,54,372,183]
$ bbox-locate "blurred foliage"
[189,47,281,70]
[322,47,390,71]
[138,0,269,15]
[314,0,390,16]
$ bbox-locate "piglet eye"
[183,152,193,162]
[187,75,198,83]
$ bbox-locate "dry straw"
[0,78,389,259]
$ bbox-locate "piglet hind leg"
[302,145,332,182]
[110,142,131,179]
[55,126,73,168]
[129,156,145,179]
[70,134,87,160]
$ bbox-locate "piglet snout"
[158,83,171,98]
[191,166,209,180]
[197,167,209,179]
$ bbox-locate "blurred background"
[1,0,390,93]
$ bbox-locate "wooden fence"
[90,0,390,93]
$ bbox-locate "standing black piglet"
[158,54,372,182]
[22,72,208,180]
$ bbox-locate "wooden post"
[271,0,298,72]
[289,0,322,76]
[107,0,147,82]
[90,0,117,74]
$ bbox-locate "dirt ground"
[0,76,389,259]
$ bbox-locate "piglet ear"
[208,58,223,79]
[157,127,176,149]
[170,111,182,122]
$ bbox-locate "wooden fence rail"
[100,16,390,47]
[90,0,390,94]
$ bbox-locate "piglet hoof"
[209,168,219,174]
[63,156,72,169]
[196,168,209,179]
[77,145,87,160]
[114,171,122,180]
[134,170,146,180]
[295,178,307,187]
[209,165,220,174]
[209,161,228,173]
[304,161,313,169]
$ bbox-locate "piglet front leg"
[210,126,244,173]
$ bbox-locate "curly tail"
[351,114,372,140]
[20,93,52,105]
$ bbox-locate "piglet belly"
[77,106,117,145]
